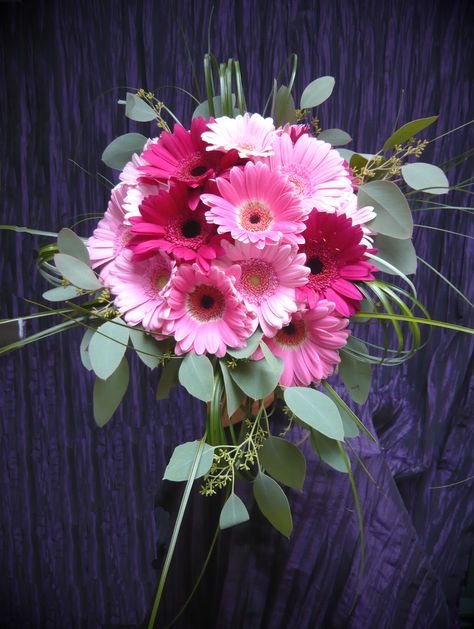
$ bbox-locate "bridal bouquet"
[2,54,472,625]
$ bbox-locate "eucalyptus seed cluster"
[136,89,171,132]
[354,138,428,183]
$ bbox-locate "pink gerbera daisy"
[259,133,353,214]
[201,113,277,159]
[277,123,311,143]
[87,184,131,284]
[261,303,350,386]
[128,183,224,271]
[221,240,309,337]
[333,193,376,247]
[297,211,377,317]
[201,161,307,249]
[108,249,176,332]
[166,264,257,357]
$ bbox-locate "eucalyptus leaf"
[310,430,348,473]
[219,360,244,418]
[88,317,130,380]
[373,234,417,275]
[230,356,283,401]
[318,129,352,146]
[178,352,215,402]
[42,285,80,302]
[192,95,236,119]
[339,340,371,405]
[401,162,449,195]
[273,85,297,126]
[337,149,355,163]
[382,115,438,152]
[339,407,360,438]
[227,329,263,359]
[80,327,95,371]
[101,132,148,170]
[259,340,280,372]
[125,93,157,122]
[57,228,90,265]
[219,493,250,530]
[156,358,182,400]
[54,253,102,290]
[129,328,162,369]
[163,441,214,482]
[284,387,344,441]
[253,472,293,537]
[260,436,306,490]
[93,357,129,427]
[350,153,370,172]
[358,180,413,239]
[300,76,335,109]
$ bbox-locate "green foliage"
[230,356,283,400]
[401,162,449,194]
[163,441,215,481]
[300,76,335,108]
[227,329,263,359]
[129,328,162,369]
[42,285,80,302]
[57,228,90,265]
[253,472,293,537]
[373,234,417,275]
[310,431,348,473]
[88,317,130,380]
[284,387,344,441]
[125,92,157,122]
[93,357,129,426]
[156,358,182,400]
[219,360,244,418]
[273,85,297,126]
[178,352,215,402]
[101,132,148,170]
[54,253,102,290]
[219,493,250,530]
[260,436,306,489]
[339,339,371,405]
[80,327,95,371]
[318,129,352,146]
[382,115,438,152]
[358,180,413,239]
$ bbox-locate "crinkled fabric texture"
[0,1,473,627]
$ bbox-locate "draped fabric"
[1,1,473,627]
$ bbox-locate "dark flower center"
[249,213,261,224]
[282,322,296,336]
[191,165,208,177]
[181,219,202,239]
[308,256,324,275]
[200,294,215,310]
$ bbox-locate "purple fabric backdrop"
[1,1,473,627]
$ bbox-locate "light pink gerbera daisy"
[107,249,176,332]
[201,161,307,249]
[119,138,158,186]
[122,182,165,225]
[221,240,309,337]
[87,184,131,284]
[201,113,277,159]
[259,132,353,214]
[166,264,257,357]
[261,303,350,386]
[128,183,224,271]
[297,211,377,317]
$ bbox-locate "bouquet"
[2,54,472,625]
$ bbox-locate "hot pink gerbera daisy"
[277,123,311,143]
[259,132,353,214]
[201,113,277,159]
[166,264,257,357]
[261,303,350,386]
[333,193,376,247]
[201,161,307,249]
[128,183,224,271]
[87,184,131,284]
[297,211,377,317]
[221,240,309,337]
[107,249,176,332]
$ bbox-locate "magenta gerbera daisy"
[128,183,224,271]
[259,132,354,214]
[87,184,131,284]
[221,240,309,337]
[201,161,307,249]
[333,193,376,247]
[166,264,257,357]
[297,211,377,317]
[261,303,350,386]
[201,113,277,158]
[108,249,176,332]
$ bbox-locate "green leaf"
[373,234,417,275]
[101,132,148,170]
[382,115,438,152]
[57,228,90,265]
[337,148,355,163]
[93,357,129,426]
[129,328,162,369]
[230,356,283,401]
[219,494,250,530]
[163,441,214,481]
[54,253,102,290]
[192,95,236,119]
[339,407,360,438]
[125,93,157,122]
[42,285,80,302]
[80,327,95,371]
[178,352,215,402]
[259,340,280,372]
[300,76,335,109]
[310,430,349,473]
[227,329,263,359]
[284,387,344,441]
[260,436,306,490]
[88,317,130,380]
[156,358,182,400]
[401,162,449,195]
[358,180,413,239]
[339,339,371,405]
[274,85,297,126]
[253,472,293,537]
[219,360,244,418]
[318,129,352,146]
